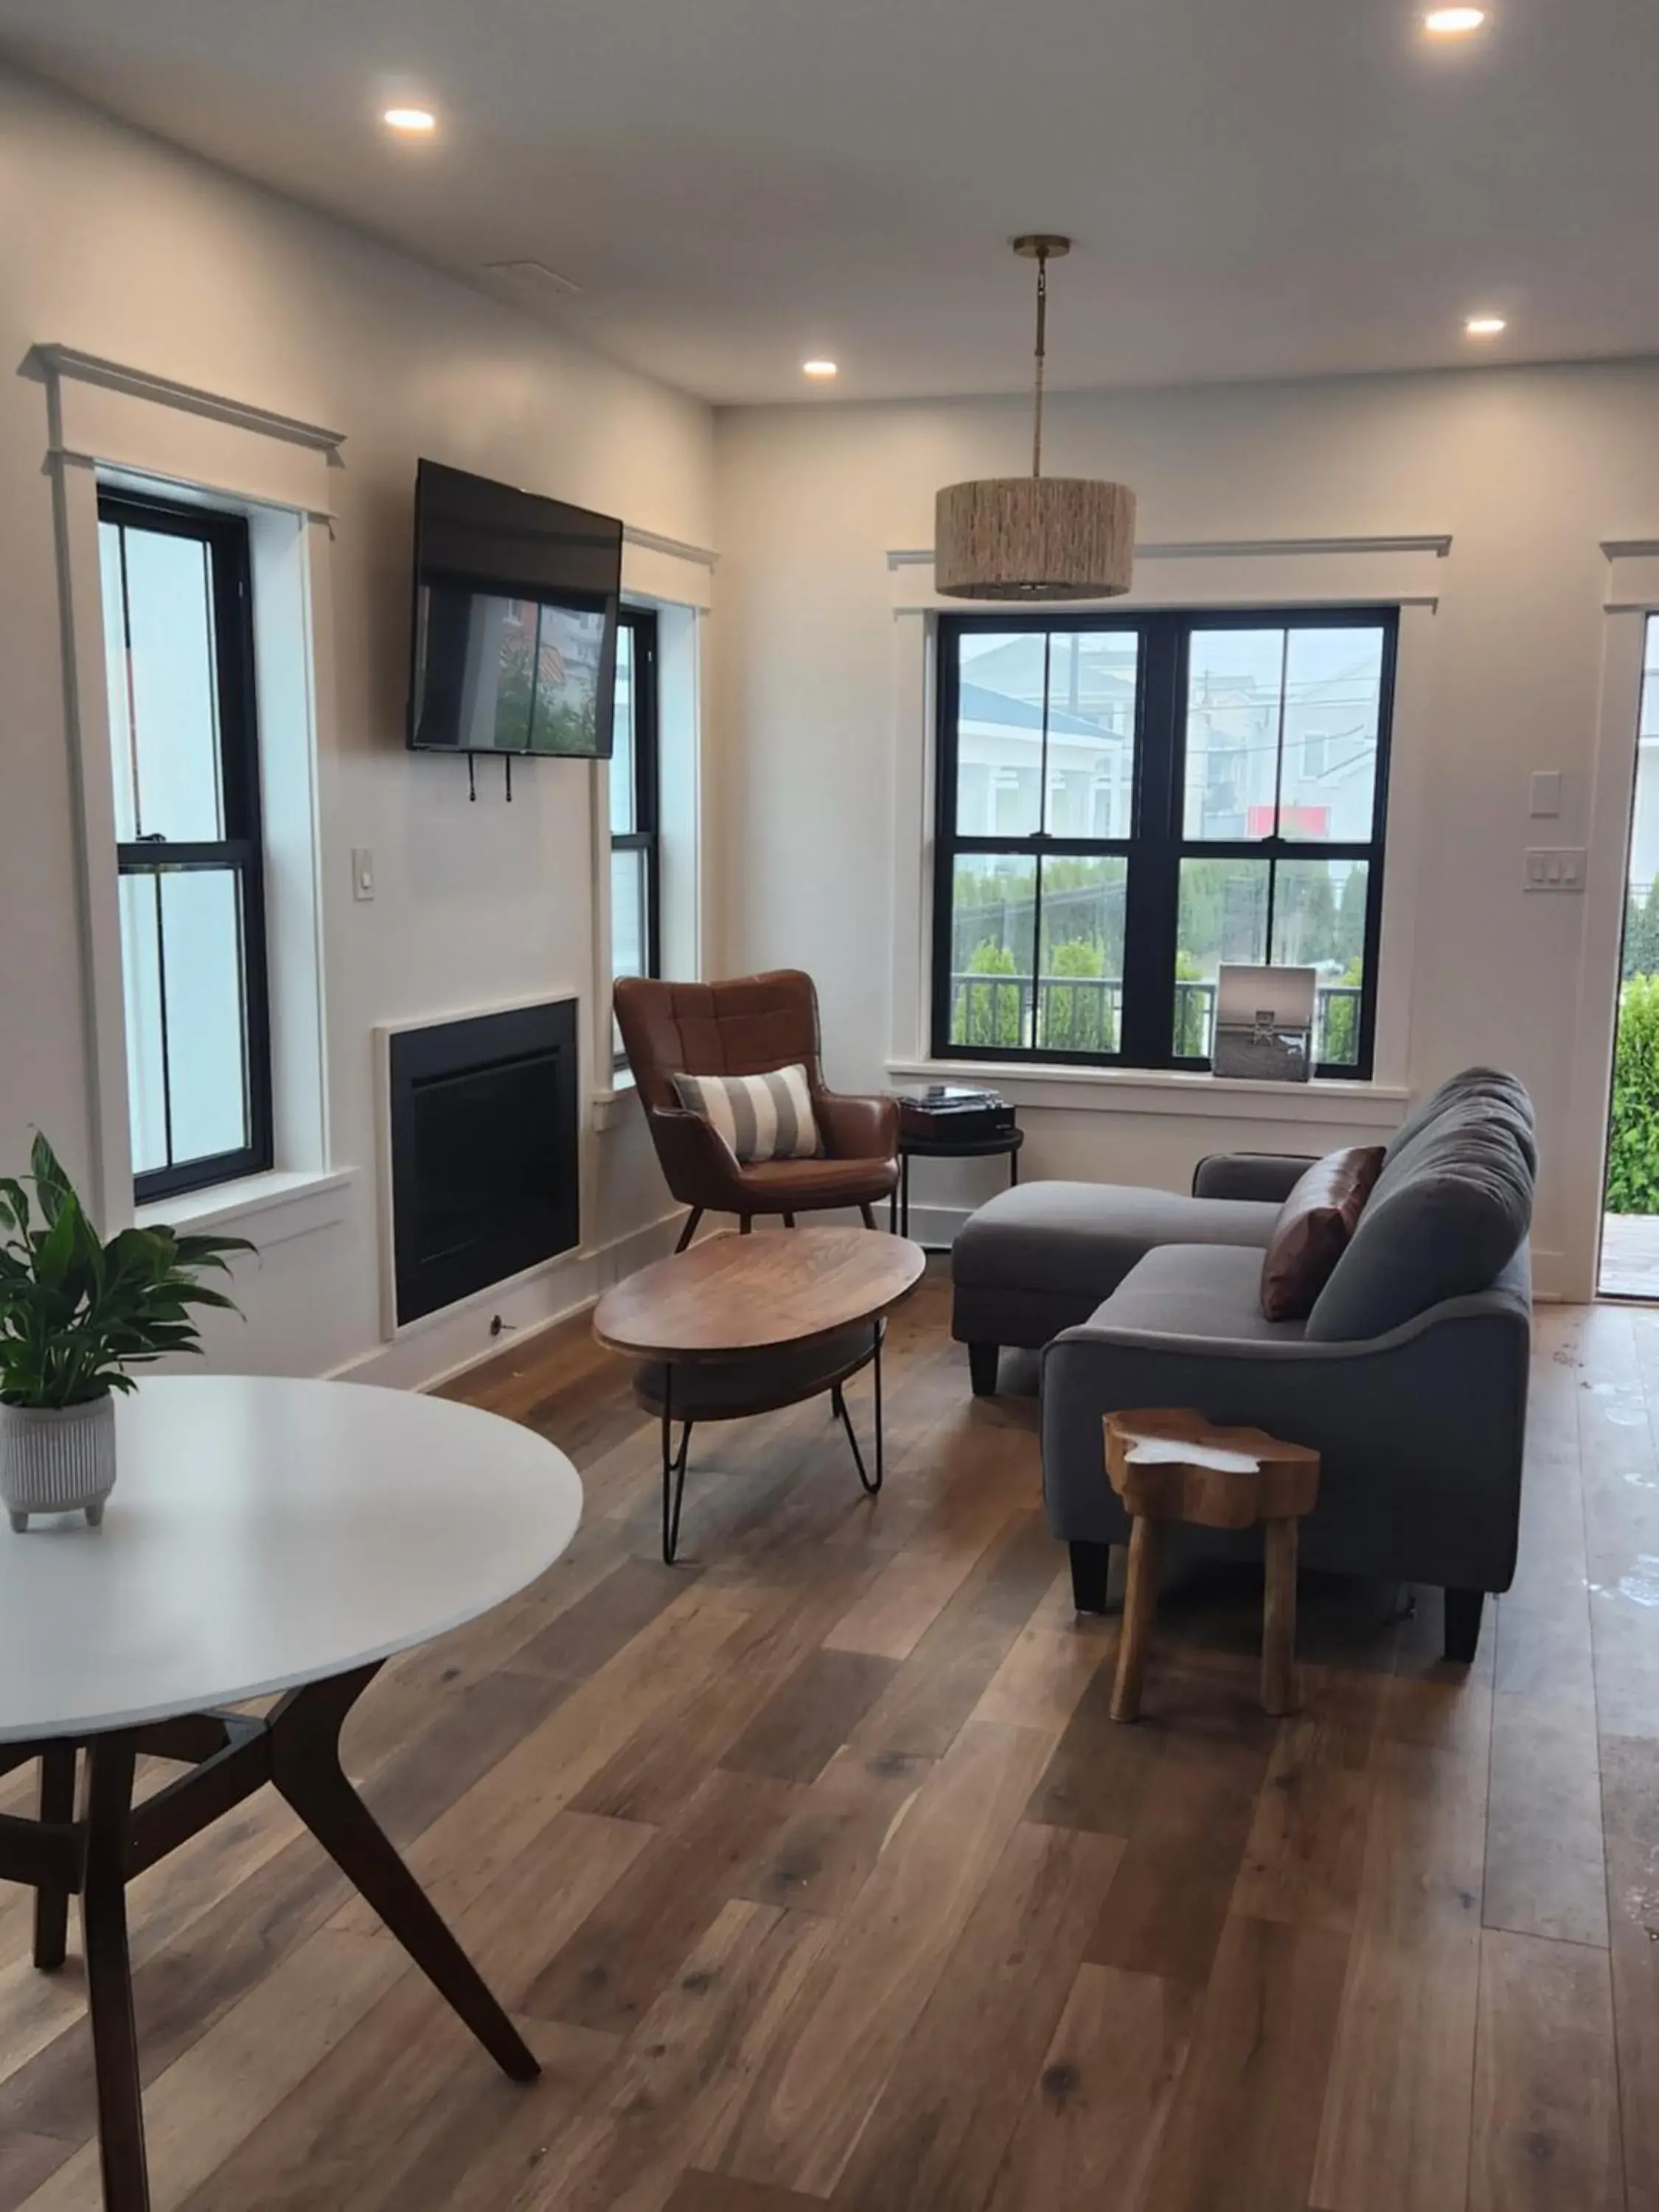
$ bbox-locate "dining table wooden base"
[0,1661,538,2212]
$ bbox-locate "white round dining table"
[0,1374,582,2212]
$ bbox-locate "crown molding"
[622,523,717,569]
[29,344,347,456]
[888,532,1451,571]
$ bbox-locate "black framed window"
[609,608,661,1068]
[97,492,273,1202]
[932,608,1396,1078]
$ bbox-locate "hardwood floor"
[1,1281,1655,2209]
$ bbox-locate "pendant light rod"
[933,231,1134,602]
[1014,234,1071,481]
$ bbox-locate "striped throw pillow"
[669,1064,820,1164]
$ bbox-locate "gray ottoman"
[950,1179,1281,1394]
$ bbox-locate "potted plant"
[0,1135,253,1531]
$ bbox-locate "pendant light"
[934,236,1136,601]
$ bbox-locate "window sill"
[886,1058,1408,1127]
[136,1166,356,1249]
[592,1075,638,1133]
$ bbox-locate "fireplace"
[387,1000,579,1326]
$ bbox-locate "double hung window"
[608,608,661,1065]
[932,609,1396,1077]
[99,491,272,1200]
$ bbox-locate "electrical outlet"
[352,847,375,902]
[1523,847,1585,892]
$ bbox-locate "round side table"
[889,1124,1024,1252]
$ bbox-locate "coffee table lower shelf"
[630,1318,885,1562]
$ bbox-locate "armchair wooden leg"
[674,1207,703,1255]
[859,1203,877,1230]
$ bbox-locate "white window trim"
[589,538,712,1126]
[137,1166,355,1248]
[35,344,344,1235]
[884,535,1444,1119]
[1557,553,1659,1299]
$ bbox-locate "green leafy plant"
[1607,975,1659,1217]
[0,1135,254,1408]
[1041,937,1116,1053]
[958,939,1023,1047]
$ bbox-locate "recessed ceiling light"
[801,359,838,379]
[1424,7,1487,34]
[383,106,437,134]
[1465,313,1508,335]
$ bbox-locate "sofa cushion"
[1090,1243,1307,1344]
[1307,1089,1534,1342]
[1259,1146,1385,1321]
[1383,1065,1537,1178]
[952,1180,1281,1305]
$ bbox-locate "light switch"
[1530,771,1563,818]
[1524,847,1586,892]
[352,847,375,902]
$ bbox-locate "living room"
[0,4,1650,2206]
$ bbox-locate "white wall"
[0,68,714,1382]
[711,365,1659,1293]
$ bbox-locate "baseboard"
[331,1208,686,1393]
[902,1203,972,1249]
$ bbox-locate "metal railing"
[948,973,1363,1065]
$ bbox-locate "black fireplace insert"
[389,1001,579,1325]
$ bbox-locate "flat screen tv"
[407,459,623,758]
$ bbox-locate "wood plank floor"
[1,1278,1655,2210]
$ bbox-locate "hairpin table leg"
[832,1323,885,1496]
[661,1367,693,1563]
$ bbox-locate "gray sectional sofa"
[950,1069,1536,1661]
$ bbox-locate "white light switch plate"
[1524,847,1585,892]
[1529,771,1563,818]
[352,847,375,902]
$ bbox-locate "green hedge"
[1607,973,1659,1214]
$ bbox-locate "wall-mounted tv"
[407,459,623,758]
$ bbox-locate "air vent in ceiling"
[484,260,582,299]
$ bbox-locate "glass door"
[1601,616,1659,1296]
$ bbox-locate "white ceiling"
[4,0,1658,406]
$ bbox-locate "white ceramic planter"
[0,1394,116,1531]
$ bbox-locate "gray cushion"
[952,1180,1281,1304]
[1089,1242,1307,1344]
[1307,1090,1535,1342]
[1383,1066,1537,1177]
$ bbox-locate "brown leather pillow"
[1259,1147,1386,1321]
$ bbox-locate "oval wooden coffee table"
[593,1228,926,1562]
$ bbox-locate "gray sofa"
[950,1069,1536,1661]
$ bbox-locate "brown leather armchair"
[614,970,900,1249]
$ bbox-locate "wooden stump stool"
[1102,1409,1321,1722]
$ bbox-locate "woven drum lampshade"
[935,234,1137,602]
[933,475,1136,601]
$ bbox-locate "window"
[98,492,272,1202]
[609,608,661,1065]
[933,609,1395,1077]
